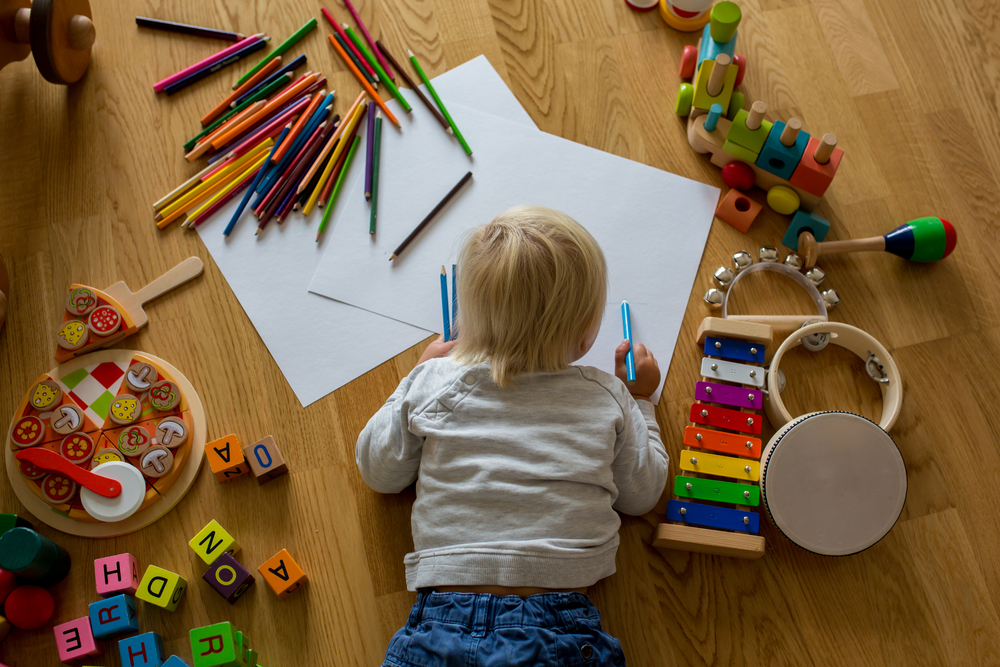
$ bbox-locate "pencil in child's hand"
[621,301,635,385]
[451,263,457,330]
[441,266,452,342]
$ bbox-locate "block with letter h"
[53,617,102,665]
[88,593,138,639]
[118,631,165,667]
[136,564,187,612]
[94,552,139,597]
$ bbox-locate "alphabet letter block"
[258,549,308,599]
[53,617,101,664]
[190,622,237,667]
[94,553,139,597]
[755,120,808,180]
[205,434,249,482]
[243,435,289,485]
[88,593,138,639]
[203,553,255,605]
[162,656,192,667]
[788,135,843,197]
[136,564,187,612]
[118,631,165,667]
[189,520,241,566]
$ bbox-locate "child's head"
[453,205,607,386]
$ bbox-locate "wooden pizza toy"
[0,0,95,84]
[6,349,205,537]
[55,256,203,364]
[653,316,772,559]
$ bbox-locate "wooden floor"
[2,0,1000,664]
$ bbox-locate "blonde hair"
[453,205,607,386]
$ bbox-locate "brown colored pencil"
[376,40,450,133]
[389,171,473,260]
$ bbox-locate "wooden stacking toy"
[795,217,957,268]
[659,0,716,31]
[54,256,203,363]
[0,525,71,587]
[0,0,95,84]
[653,317,772,559]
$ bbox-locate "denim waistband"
[408,591,600,632]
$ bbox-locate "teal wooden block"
[697,21,736,67]
[783,210,831,250]
[756,120,809,180]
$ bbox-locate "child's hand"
[417,334,457,366]
[615,340,660,402]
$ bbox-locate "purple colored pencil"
[364,100,376,201]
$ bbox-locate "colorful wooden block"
[691,402,762,434]
[726,107,772,155]
[235,631,257,667]
[782,210,831,250]
[258,549,308,599]
[755,120,808,180]
[697,20,736,66]
[5,585,54,629]
[162,656,192,667]
[684,426,762,458]
[709,1,741,43]
[680,450,760,481]
[243,435,289,484]
[189,520,241,565]
[94,553,140,597]
[675,475,759,506]
[703,337,764,363]
[788,135,843,197]
[720,140,758,164]
[136,564,187,612]
[54,617,102,664]
[203,553,255,604]
[88,593,138,639]
[715,188,762,233]
[0,527,71,587]
[190,622,237,667]
[766,185,801,215]
[119,632,165,667]
[667,499,760,533]
[696,318,773,346]
[205,434,249,482]
[721,161,755,190]
[692,58,737,114]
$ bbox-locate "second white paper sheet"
[308,102,721,401]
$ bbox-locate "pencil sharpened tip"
[389,254,397,261]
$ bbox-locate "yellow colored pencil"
[184,153,269,225]
[297,91,366,197]
[302,99,367,216]
[153,161,218,212]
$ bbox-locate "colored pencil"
[257,93,334,200]
[153,161,218,211]
[296,113,346,196]
[234,18,316,89]
[136,17,243,42]
[341,0,394,79]
[271,89,325,164]
[229,71,293,112]
[440,266,451,342]
[164,37,269,95]
[304,99,364,213]
[166,139,273,218]
[296,146,335,211]
[320,6,377,81]
[154,33,263,93]
[186,101,265,161]
[191,167,260,228]
[316,135,361,241]
[327,35,399,127]
[208,100,303,166]
[407,49,471,155]
[364,101,376,200]
[190,73,308,151]
[452,263,457,329]
[621,301,635,384]
[185,152,269,223]
[298,94,362,199]
[201,56,281,127]
[369,109,382,234]
[389,171,473,260]
[225,124,291,235]
[211,74,318,150]
[318,130,353,206]
[376,40,450,133]
[344,26,410,112]
[230,54,306,109]
[158,150,263,230]
[258,121,330,226]
[334,33,375,86]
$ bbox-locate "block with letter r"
[94,552,139,597]
[188,519,241,566]
[190,621,237,667]
[88,593,138,639]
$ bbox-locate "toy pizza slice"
[54,257,204,363]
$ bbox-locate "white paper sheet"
[308,104,721,401]
[197,56,536,406]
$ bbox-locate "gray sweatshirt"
[356,357,668,591]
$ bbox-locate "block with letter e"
[189,520,241,566]
[243,435,289,485]
[136,564,187,612]
[190,621,237,667]
[258,548,307,599]
[205,434,248,482]
[118,631,165,667]
[53,616,102,664]
[88,593,137,639]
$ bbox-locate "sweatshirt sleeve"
[610,397,669,515]
[356,375,426,494]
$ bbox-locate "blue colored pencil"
[254,96,334,202]
[164,37,268,95]
[621,301,635,384]
[441,266,451,342]
[224,124,292,236]
[230,54,307,109]
[451,264,457,333]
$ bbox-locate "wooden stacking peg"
[746,100,767,131]
[779,118,802,147]
[814,133,837,164]
[1,0,95,83]
[707,52,731,96]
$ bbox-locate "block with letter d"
[94,552,139,597]
[88,593,138,639]
[189,519,241,566]
[258,548,308,599]
[205,434,249,482]
[136,564,187,612]
[243,435,289,485]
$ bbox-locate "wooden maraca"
[0,0,94,84]
[798,217,956,269]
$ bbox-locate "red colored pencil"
[257,121,331,230]
[320,6,378,81]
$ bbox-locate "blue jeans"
[382,591,627,667]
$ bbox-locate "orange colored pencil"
[201,56,282,127]
[296,90,365,194]
[185,101,265,162]
[210,73,318,150]
[271,89,326,164]
[327,35,399,127]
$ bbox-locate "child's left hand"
[417,335,457,366]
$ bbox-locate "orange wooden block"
[788,136,843,197]
[258,549,307,599]
[715,188,762,233]
[205,434,248,482]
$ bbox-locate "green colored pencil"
[235,72,292,109]
[406,49,471,155]
[233,18,316,89]
[344,26,411,113]
[370,110,382,235]
[316,135,361,242]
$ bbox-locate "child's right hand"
[614,340,660,402]
[416,334,457,366]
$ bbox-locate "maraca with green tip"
[798,217,956,269]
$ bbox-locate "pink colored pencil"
[320,6,378,81]
[154,33,264,93]
[340,0,394,80]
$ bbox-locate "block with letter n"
[188,519,241,565]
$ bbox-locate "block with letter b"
[243,435,289,485]
[136,564,187,612]
[203,553,255,604]
[94,552,140,597]
[53,616,102,664]
[118,631,165,667]
[88,593,138,639]
[205,434,248,482]
[258,548,307,599]
[190,621,237,667]
[189,520,241,565]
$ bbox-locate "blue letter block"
[119,631,165,667]
[88,593,138,639]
